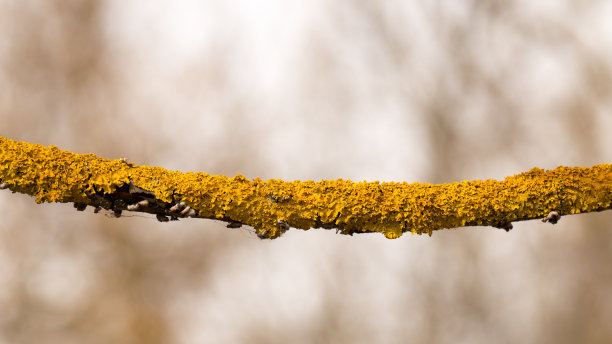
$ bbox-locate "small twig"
[74,203,87,211]
[2,135,611,239]
[542,211,561,224]
[494,222,513,232]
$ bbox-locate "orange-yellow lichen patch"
[1,136,612,239]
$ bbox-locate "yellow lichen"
[1,136,612,239]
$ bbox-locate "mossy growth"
[1,136,611,239]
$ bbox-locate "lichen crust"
[1,136,611,239]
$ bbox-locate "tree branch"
[1,136,611,239]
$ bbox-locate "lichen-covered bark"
[1,136,611,239]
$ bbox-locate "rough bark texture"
[1,136,611,239]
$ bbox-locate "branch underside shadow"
[1,136,611,239]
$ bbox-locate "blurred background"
[1,0,612,343]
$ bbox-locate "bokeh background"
[1,1,612,343]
